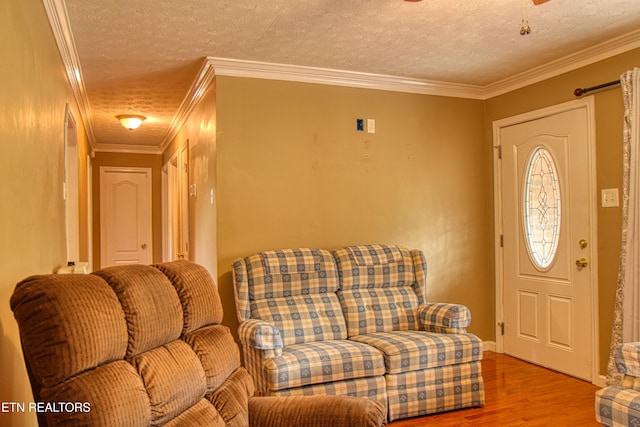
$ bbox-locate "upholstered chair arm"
[238,319,284,356]
[613,342,640,391]
[248,395,386,427]
[418,302,471,334]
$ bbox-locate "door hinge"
[498,321,505,336]
[496,145,502,160]
[500,234,504,247]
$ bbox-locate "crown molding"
[158,60,217,152]
[44,0,640,155]
[209,29,640,101]
[42,0,97,149]
[208,57,487,99]
[484,28,640,98]
[93,143,163,155]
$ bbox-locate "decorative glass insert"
[523,146,561,270]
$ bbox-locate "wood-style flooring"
[388,351,601,426]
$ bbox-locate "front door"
[495,98,597,381]
[100,167,152,267]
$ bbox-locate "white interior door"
[100,167,152,267]
[495,98,597,381]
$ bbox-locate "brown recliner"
[11,260,385,426]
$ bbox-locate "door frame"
[492,97,600,384]
[162,140,190,261]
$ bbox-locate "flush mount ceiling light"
[117,114,146,130]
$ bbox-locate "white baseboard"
[483,341,497,352]
[595,375,607,388]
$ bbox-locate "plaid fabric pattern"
[232,259,252,322]
[233,245,485,422]
[419,302,471,334]
[338,288,421,337]
[350,330,482,374]
[263,340,386,391]
[333,245,424,294]
[615,343,640,377]
[250,294,347,346]
[237,319,284,350]
[232,248,339,322]
[385,360,484,421]
[622,375,640,391]
[247,248,338,299]
[333,245,427,336]
[596,386,640,427]
[269,374,387,401]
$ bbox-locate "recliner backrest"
[233,248,348,346]
[333,244,427,337]
[11,260,250,427]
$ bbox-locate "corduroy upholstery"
[11,260,386,427]
[596,342,640,426]
[233,244,485,422]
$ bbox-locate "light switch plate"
[601,188,619,207]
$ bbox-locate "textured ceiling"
[61,0,640,150]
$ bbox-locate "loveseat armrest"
[615,342,640,377]
[418,302,471,334]
[238,319,284,356]
[249,395,386,427]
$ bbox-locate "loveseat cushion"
[251,294,347,346]
[235,248,348,345]
[596,386,640,427]
[614,342,640,377]
[350,330,483,374]
[333,245,427,336]
[244,248,339,300]
[263,340,385,391]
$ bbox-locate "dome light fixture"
[117,114,146,130]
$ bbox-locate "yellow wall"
[215,77,492,338]
[1,2,638,421]
[163,82,218,276]
[484,47,640,375]
[91,152,164,268]
[0,0,90,426]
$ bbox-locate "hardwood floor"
[388,352,601,426]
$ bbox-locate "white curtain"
[608,67,640,384]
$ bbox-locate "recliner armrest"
[248,395,386,427]
[615,342,640,377]
[238,319,284,352]
[418,302,471,334]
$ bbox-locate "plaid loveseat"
[596,343,640,426]
[232,244,485,421]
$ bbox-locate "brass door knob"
[579,239,588,249]
[141,243,147,249]
[575,258,589,268]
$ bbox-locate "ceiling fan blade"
[532,0,551,4]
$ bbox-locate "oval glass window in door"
[523,146,561,270]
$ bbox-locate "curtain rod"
[574,79,621,97]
